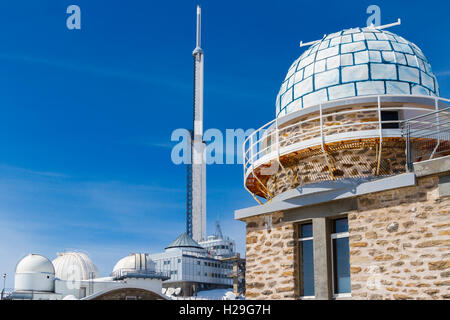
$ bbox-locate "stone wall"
[266,140,406,197]
[243,174,449,300]
[278,105,380,148]
[349,175,450,300]
[244,212,299,299]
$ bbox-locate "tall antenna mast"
[190,5,207,242]
[196,5,201,49]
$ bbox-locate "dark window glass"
[333,237,350,294]
[301,239,314,296]
[332,218,351,295]
[301,223,313,238]
[299,223,314,296]
[333,218,348,233]
[381,111,399,129]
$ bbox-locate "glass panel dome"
[276,27,440,118]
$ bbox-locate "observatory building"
[6,233,238,300]
[150,229,235,297]
[235,25,450,300]
[7,252,169,300]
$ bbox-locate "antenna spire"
[190,4,206,242]
[196,5,202,49]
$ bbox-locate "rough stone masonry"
[243,173,450,300]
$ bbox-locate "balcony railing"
[402,106,450,171]
[243,95,450,203]
[111,269,170,280]
[1,288,13,300]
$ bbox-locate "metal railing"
[243,95,450,203]
[111,269,170,280]
[1,288,13,300]
[403,106,450,171]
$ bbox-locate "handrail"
[111,269,170,280]
[402,105,450,167]
[243,95,450,204]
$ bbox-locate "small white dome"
[62,294,78,300]
[112,253,156,274]
[52,252,99,281]
[14,254,55,292]
[16,254,55,274]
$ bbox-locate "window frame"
[297,222,315,299]
[381,110,400,129]
[330,217,351,299]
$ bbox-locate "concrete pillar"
[312,217,332,300]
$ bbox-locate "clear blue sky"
[0,0,449,287]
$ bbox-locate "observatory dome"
[276,27,439,118]
[14,254,55,292]
[52,252,99,281]
[112,253,156,275]
[16,254,55,274]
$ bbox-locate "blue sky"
[1,0,450,287]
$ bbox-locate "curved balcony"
[243,95,450,203]
[111,269,170,281]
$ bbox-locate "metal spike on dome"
[299,39,321,48]
[375,18,402,30]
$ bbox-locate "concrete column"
[312,217,332,300]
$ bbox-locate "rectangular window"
[331,218,351,297]
[298,223,314,297]
[381,111,399,129]
[79,287,86,298]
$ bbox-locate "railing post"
[243,139,247,174]
[430,97,441,159]
[376,96,383,176]
[250,134,254,170]
[275,115,294,186]
[319,104,335,179]
[406,121,412,172]
[319,104,324,149]
[275,117,280,156]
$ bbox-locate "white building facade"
[149,232,234,296]
[7,252,168,300]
